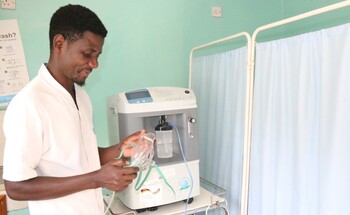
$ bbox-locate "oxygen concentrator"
[107,87,200,210]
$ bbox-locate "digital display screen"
[126,90,151,100]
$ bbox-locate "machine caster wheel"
[136,208,147,213]
[183,197,194,204]
[148,206,158,211]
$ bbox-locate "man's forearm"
[98,144,120,165]
[4,172,98,201]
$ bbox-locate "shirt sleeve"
[2,94,43,181]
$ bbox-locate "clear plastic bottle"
[155,115,173,158]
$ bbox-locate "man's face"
[58,31,104,86]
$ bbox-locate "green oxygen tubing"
[104,132,175,215]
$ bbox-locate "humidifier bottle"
[155,115,173,158]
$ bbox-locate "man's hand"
[119,129,146,157]
[95,159,139,192]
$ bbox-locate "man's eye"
[84,53,92,58]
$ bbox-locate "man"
[3,4,141,215]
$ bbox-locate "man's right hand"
[95,159,139,191]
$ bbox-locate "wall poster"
[0,19,29,108]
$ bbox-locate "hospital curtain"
[191,47,248,214]
[249,23,350,215]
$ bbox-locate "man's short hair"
[49,4,108,49]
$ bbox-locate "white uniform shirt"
[3,64,104,215]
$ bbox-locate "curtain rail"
[188,32,251,89]
[251,0,350,64]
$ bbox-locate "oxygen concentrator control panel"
[125,89,153,104]
[116,87,197,114]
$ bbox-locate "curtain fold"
[249,23,350,215]
[192,47,248,214]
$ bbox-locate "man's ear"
[52,34,65,53]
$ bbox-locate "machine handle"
[188,117,196,138]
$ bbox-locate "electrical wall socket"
[212,6,222,17]
[1,0,16,9]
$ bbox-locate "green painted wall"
[8,208,29,215]
[0,0,285,149]
[1,0,348,214]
